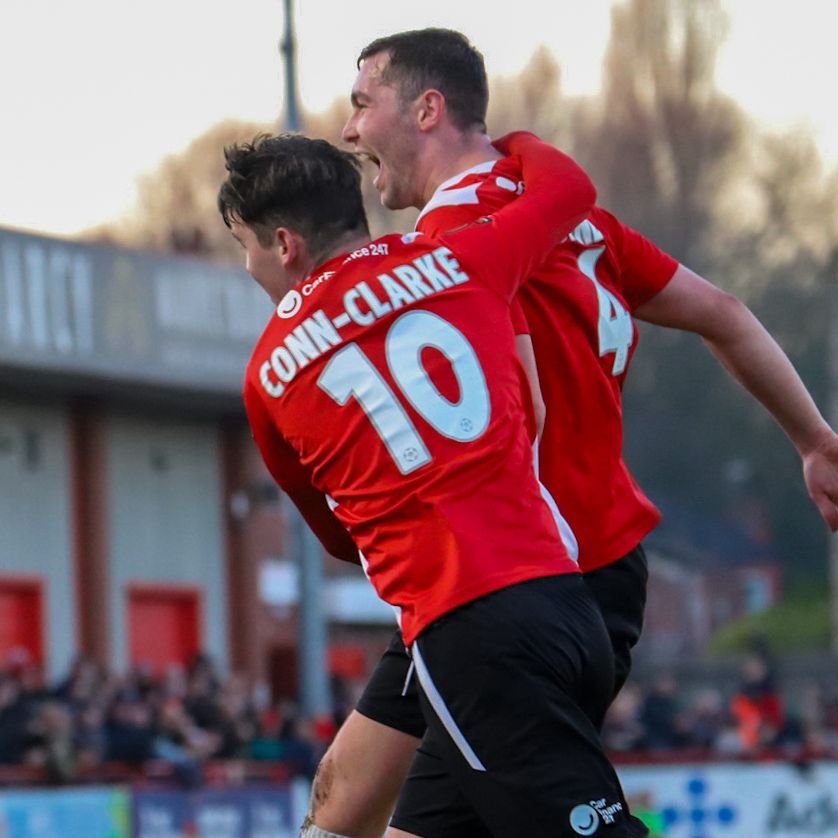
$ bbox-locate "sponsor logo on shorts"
[569,798,624,834]
[569,804,600,835]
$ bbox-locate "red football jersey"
[418,156,679,571]
[243,145,588,646]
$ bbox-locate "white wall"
[106,413,228,673]
[0,398,76,678]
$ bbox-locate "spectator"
[639,672,685,750]
[25,700,77,784]
[153,696,219,788]
[54,654,104,713]
[184,666,221,733]
[249,702,284,762]
[730,652,785,752]
[155,696,219,761]
[274,702,319,779]
[0,674,30,764]
[682,687,728,750]
[0,656,49,766]
[105,691,156,763]
[213,676,259,759]
[601,682,645,752]
[74,702,108,769]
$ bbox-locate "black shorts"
[390,575,648,837]
[583,544,649,706]
[356,545,650,739]
[356,629,425,738]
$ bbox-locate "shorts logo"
[569,804,600,835]
[276,289,302,319]
[570,799,623,834]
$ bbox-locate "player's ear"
[416,89,445,132]
[274,227,298,267]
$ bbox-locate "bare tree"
[740,132,838,283]
[92,99,420,256]
[487,47,565,143]
[571,0,744,266]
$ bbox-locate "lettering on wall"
[0,236,94,355]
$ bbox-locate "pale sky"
[2,0,837,237]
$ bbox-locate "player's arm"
[514,327,546,439]
[418,154,547,441]
[443,132,595,301]
[243,380,361,563]
[634,264,838,530]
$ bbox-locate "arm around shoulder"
[493,131,596,240]
[445,132,595,301]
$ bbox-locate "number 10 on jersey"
[317,310,491,474]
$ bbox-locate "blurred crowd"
[603,652,838,759]
[4,649,838,787]
[0,651,347,786]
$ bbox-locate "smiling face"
[342,51,426,211]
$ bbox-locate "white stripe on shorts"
[411,642,486,771]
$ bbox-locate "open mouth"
[358,151,381,168]
[356,151,384,192]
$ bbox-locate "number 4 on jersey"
[577,246,633,376]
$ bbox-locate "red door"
[127,585,201,673]
[0,578,44,665]
[329,644,367,679]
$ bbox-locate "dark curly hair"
[218,133,369,258]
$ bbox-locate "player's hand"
[802,430,838,530]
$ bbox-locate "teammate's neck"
[420,131,502,207]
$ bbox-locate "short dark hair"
[218,133,369,256]
[358,29,489,132]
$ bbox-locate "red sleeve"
[594,208,679,309]
[244,376,307,491]
[510,296,530,335]
[417,156,530,335]
[417,160,520,235]
[243,377,360,565]
[439,132,595,303]
[419,203,482,235]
